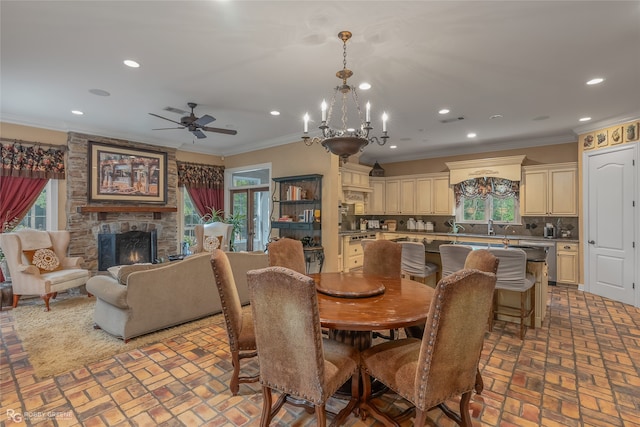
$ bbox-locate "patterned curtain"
[1,142,66,179]
[453,177,519,206]
[177,162,224,189]
[177,162,225,217]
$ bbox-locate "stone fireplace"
[65,132,178,274]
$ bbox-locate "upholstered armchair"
[193,222,233,252]
[247,266,359,426]
[360,269,497,427]
[0,229,90,311]
[267,237,306,274]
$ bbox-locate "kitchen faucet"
[487,219,494,236]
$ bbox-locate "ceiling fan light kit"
[149,102,237,139]
[302,31,389,162]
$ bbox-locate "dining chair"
[398,241,439,285]
[488,248,536,339]
[464,249,499,395]
[267,237,306,274]
[360,269,497,427]
[362,239,402,278]
[209,249,259,395]
[439,244,473,277]
[247,266,359,426]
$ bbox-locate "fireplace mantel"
[78,206,177,220]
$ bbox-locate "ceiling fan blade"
[192,129,207,139]
[194,114,215,127]
[152,127,185,130]
[149,112,182,125]
[201,126,238,135]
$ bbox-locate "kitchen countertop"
[340,230,579,244]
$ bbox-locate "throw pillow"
[23,248,62,274]
[203,235,223,252]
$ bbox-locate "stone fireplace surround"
[66,132,179,274]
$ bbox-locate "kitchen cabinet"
[416,173,453,215]
[271,174,322,245]
[556,242,579,285]
[367,178,386,214]
[522,163,578,216]
[384,178,416,214]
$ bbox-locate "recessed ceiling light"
[270,110,280,116]
[438,109,450,115]
[123,59,140,68]
[89,88,110,96]
[390,145,397,149]
[579,117,592,122]
[467,132,477,138]
[586,77,604,85]
[490,114,503,119]
[359,82,371,90]
[71,110,84,115]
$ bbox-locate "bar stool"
[399,241,439,286]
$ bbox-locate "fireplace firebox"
[98,230,158,271]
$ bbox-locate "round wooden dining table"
[310,272,435,350]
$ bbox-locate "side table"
[1,282,14,311]
[303,246,324,274]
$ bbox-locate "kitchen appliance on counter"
[543,223,556,238]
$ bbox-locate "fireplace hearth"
[98,230,158,271]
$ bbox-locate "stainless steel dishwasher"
[519,240,556,284]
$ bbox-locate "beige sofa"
[86,251,268,341]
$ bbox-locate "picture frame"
[88,141,167,204]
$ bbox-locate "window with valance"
[1,141,66,232]
[453,177,520,223]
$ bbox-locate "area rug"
[12,295,224,379]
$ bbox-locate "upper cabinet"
[521,163,578,216]
[416,173,452,215]
[368,178,386,214]
[366,172,452,215]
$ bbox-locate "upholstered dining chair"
[360,269,497,427]
[488,248,536,339]
[362,239,402,278]
[267,237,306,274]
[209,249,259,395]
[399,241,439,285]
[439,244,473,277]
[464,249,499,395]
[0,229,90,311]
[247,266,360,426]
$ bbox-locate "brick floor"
[1,285,639,426]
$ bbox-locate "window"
[454,178,520,224]
[182,189,203,245]
[16,180,58,230]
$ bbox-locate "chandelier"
[302,31,388,162]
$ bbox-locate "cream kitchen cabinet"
[367,177,386,214]
[385,178,415,214]
[415,173,453,215]
[556,242,579,285]
[521,163,578,216]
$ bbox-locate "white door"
[586,145,636,304]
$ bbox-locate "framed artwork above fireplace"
[88,141,167,204]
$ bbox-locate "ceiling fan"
[149,102,237,139]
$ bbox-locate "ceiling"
[1,1,639,165]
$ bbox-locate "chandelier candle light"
[302,31,389,162]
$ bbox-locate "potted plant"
[0,248,9,282]
[201,208,245,252]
